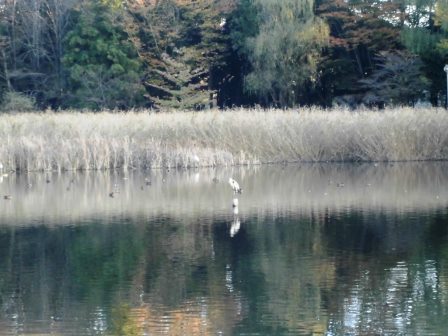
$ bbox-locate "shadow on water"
[0,162,447,335]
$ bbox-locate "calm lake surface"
[0,163,447,335]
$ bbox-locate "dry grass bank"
[0,107,447,171]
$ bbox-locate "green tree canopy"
[63,2,145,109]
[397,0,448,105]
[237,0,328,107]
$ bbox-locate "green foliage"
[63,3,145,109]
[0,91,35,112]
[399,0,448,104]
[228,0,260,55]
[100,0,124,10]
[360,51,429,106]
[2,0,448,109]
[436,0,448,55]
[240,0,329,107]
[109,304,142,336]
[401,28,440,55]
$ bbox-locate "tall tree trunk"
[353,46,364,76]
[45,0,75,100]
[1,48,12,91]
[10,0,18,72]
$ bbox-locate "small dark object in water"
[212,177,219,183]
[336,183,345,188]
[46,179,51,183]
[109,192,115,198]
[4,195,12,200]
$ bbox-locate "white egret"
[228,178,242,194]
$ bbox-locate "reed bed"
[0,107,447,171]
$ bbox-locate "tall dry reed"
[0,107,447,171]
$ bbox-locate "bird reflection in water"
[229,177,242,237]
[230,206,240,237]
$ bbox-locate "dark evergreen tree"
[316,0,403,107]
[126,0,237,110]
[63,2,145,109]
[401,0,448,105]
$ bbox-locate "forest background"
[1,0,448,111]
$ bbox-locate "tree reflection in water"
[0,163,446,335]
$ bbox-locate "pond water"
[0,163,447,335]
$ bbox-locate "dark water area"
[0,163,447,335]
